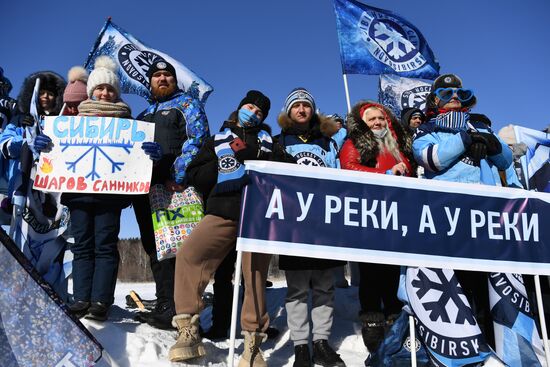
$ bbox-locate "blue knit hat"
[284,87,315,115]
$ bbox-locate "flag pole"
[409,315,417,367]
[228,249,243,367]
[342,74,352,114]
[534,275,550,366]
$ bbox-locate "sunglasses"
[434,88,474,103]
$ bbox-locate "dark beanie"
[432,74,462,90]
[147,59,177,82]
[237,90,271,120]
[427,73,476,111]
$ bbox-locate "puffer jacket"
[137,89,209,185]
[412,112,512,184]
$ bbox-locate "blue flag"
[489,273,545,366]
[514,125,550,192]
[332,0,440,79]
[85,19,213,104]
[378,74,431,119]
[0,228,102,366]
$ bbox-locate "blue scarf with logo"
[213,128,272,193]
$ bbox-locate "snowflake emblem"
[359,11,426,71]
[60,139,134,180]
[219,155,239,173]
[373,21,415,60]
[411,268,476,325]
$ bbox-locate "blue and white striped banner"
[237,161,550,275]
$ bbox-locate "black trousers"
[358,262,402,317]
[131,194,175,307]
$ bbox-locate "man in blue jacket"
[133,60,209,329]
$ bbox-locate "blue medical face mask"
[238,107,261,127]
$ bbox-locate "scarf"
[213,127,272,193]
[432,111,469,131]
[78,99,132,118]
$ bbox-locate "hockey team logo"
[294,152,325,167]
[358,10,427,72]
[218,154,240,173]
[489,273,531,314]
[118,44,163,89]
[406,268,485,359]
[403,336,421,353]
[401,85,431,110]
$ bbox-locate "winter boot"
[312,340,346,367]
[360,311,385,353]
[145,302,176,330]
[69,301,90,318]
[85,302,110,321]
[169,314,206,362]
[238,331,268,367]
[293,344,312,367]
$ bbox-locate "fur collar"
[347,100,414,169]
[17,71,66,115]
[277,112,340,138]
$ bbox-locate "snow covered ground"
[85,280,369,367]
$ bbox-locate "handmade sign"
[34,116,155,194]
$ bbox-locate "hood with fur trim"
[347,100,414,169]
[17,71,66,115]
[277,112,340,138]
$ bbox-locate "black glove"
[467,142,487,164]
[469,131,502,156]
[21,114,35,127]
[478,132,502,156]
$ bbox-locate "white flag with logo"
[85,19,213,104]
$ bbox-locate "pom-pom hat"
[63,66,88,103]
[86,56,120,98]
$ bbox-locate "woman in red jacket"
[340,101,415,354]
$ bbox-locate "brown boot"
[168,314,205,362]
[238,331,268,367]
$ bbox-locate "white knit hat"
[87,56,120,98]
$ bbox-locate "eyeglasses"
[434,88,474,103]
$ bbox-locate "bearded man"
[132,60,209,329]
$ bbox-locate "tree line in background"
[117,239,285,282]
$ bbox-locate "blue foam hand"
[141,142,162,161]
[33,134,52,153]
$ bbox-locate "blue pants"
[70,201,122,304]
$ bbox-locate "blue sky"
[2,0,549,238]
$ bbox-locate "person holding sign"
[340,101,415,353]
[412,74,514,346]
[169,90,280,366]
[275,87,347,367]
[131,59,209,330]
[64,56,136,321]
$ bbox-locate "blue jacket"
[138,90,209,184]
[412,112,512,185]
